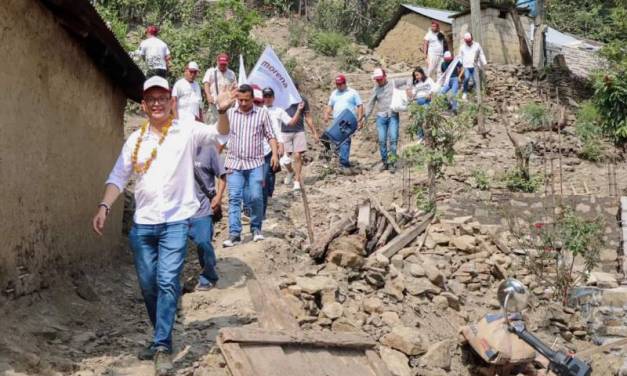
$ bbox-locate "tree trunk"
[532,0,546,69]
[469,0,484,46]
[510,10,533,66]
[424,121,437,211]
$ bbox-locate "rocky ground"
[1,18,626,376]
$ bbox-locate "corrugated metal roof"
[401,4,456,24]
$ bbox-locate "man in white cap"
[365,68,401,173]
[91,76,230,375]
[173,61,203,121]
[459,32,487,100]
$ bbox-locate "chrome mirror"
[497,278,529,314]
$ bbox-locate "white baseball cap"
[187,61,200,71]
[371,68,386,80]
[143,76,170,92]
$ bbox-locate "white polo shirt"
[106,119,227,224]
[173,78,202,120]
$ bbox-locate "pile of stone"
[280,211,626,375]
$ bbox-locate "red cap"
[335,74,347,85]
[431,20,439,27]
[217,53,229,64]
[146,25,159,36]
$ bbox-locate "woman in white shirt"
[408,67,436,106]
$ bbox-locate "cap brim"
[143,84,169,92]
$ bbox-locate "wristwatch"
[98,202,111,215]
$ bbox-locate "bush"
[288,20,309,48]
[592,70,627,145]
[503,168,542,193]
[339,46,361,71]
[471,169,490,191]
[309,31,351,57]
[520,102,552,130]
[574,101,605,162]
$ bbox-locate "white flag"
[247,45,302,109]
[238,54,247,85]
[437,56,461,89]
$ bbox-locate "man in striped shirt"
[218,84,279,247]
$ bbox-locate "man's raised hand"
[217,88,238,112]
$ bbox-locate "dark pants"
[147,68,168,79]
[188,215,218,286]
[262,153,276,218]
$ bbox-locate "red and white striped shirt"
[224,105,276,170]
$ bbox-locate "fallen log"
[309,215,356,260]
[376,222,395,249]
[369,194,402,234]
[369,212,434,259]
[366,216,388,253]
[357,200,371,237]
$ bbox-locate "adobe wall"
[452,9,532,65]
[376,13,453,66]
[0,0,126,297]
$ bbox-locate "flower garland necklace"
[131,117,173,174]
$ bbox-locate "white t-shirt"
[263,105,288,155]
[138,37,170,70]
[424,30,444,57]
[460,42,488,68]
[173,78,202,120]
[413,78,437,98]
[202,67,237,98]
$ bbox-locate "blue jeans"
[376,113,399,164]
[441,77,459,111]
[228,165,264,237]
[189,216,218,286]
[129,220,189,352]
[339,138,351,167]
[463,67,475,93]
[262,153,275,218]
[416,97,431,106]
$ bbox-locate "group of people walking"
[91,20,488,375]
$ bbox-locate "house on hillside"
[375,3,602,78]
[374,5,456,65]
[0,0,144,297]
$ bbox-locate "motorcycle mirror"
[497,278,529,313]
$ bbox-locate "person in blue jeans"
[220,84,278,247]
[365,68,400,172]
[323,74,364,169]
[440,51,463,113]
[189,143,226,290]
[459,32,487,100]
[91,76,229,375]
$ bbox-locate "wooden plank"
[219,328,376,349]
[216,340,257,376]
[366,349,394,376]
[376,222,395,249]
[577,338,627,360]
[369,213,434,259]
[310,215,356,259]
[357,200,372,237]
[369,194,402,234]
[299,175,315,244]
[242,345,298,375]
[247,280,300,331]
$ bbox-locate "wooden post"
[299,176,315,245]
[533,0,546,69]
[469,0,484,47]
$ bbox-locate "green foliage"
[520,102,552,130]
[574,101,605,162]
[309,31,351,57]
[94,0,195,25]
[559,208,603,273]
[414,186,435,213]
[262,0,295,16]
[471,169,490,191]
[288,20,309,47]
[95,4,130,49]
[503,168,541,193]
[591,70,627,145]
[339,46,361,72]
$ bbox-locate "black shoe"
[138,344,158,360]
[378,162,388,172]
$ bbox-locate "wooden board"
[217,280,392,376]
[369,213,434,259]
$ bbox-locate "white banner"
[238,54,247,86]
[436,57,461,89]
[247,45,302,109]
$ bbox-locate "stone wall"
[452,9,532,65]
[376,13,453,66]
[0,0,126,297]
[439,193,621,273]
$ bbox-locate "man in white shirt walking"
[91,76,229,375]
[173,61,203,121]
[423,21,445,79]
[203,53,237,125]
[459,32,487,100]
[138,25,171,78]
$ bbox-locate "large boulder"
[419,340,455,371]
[405,277,441,296]
[380,347,411,376]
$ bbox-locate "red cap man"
[335,74,347,85]
[146,25,159,36]
[431,20,439,32]
[217,53,229,72]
